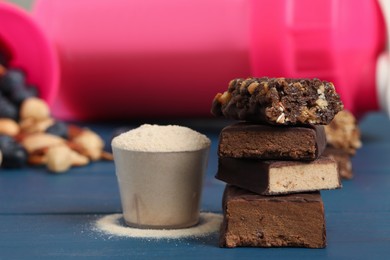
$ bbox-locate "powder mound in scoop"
[111,124,211,152]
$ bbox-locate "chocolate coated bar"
[216,156,341,195]
[220,185,326,248]
[218,122,326,160]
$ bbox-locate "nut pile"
[0,56,112,173]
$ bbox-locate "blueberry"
[26,85,39,96]
[0,69,26,95]
[1,146,28,168]
[0,52,8,67]
[0,135,14,149]
[0,95,18,120]
[0,145,28,168]
[45,121,68,139]
[0,135,27,168]
[10,86,39,106]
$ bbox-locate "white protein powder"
[94,212,222,239]
[111,124,211,152]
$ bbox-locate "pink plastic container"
[0,1,58,105]
[250,0,385,118]
[31,0,390,119]
[32,0,386,120]
[33,0,252,120]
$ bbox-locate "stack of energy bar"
[211,77,344,248]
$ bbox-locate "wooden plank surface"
[1,113,389,259]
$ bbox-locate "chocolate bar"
[218,122,326,160]
[211,77,343,125]
[220,185,326,248]
[216,156,341,195]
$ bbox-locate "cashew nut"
[21,133,65,153]
[20,118,54,134]
[72,129,104,161]
[0,118,20,136]
[46,145,73,173]
[19,97,50,120]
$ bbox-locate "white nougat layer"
[269,160,340,194]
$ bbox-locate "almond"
[21,133,65,153]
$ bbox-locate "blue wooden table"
[1,112,389,259]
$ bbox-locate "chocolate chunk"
[323,147,353,180]
[216,156,341,195]
[211,77,343,125]
[220,185,326,248]
[324,110,361,155]
[218,122,326,160]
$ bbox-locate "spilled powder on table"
[94,212,222,239]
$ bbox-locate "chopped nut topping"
[247,82,259,94]
[276,113,286,124]
[261,82,269,94]
[278,102,285,111]
[228,79,235,88]
[317,84,325,94]
[316,99,328,109]
[217,91,232,105]
[293,82,304,91]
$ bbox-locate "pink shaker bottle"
[33,0,388,120]
[251,0,386,118]
[0,1,58,105]
[33,0,252,120]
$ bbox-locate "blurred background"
[2,0,388,120]
[9,0,31,9]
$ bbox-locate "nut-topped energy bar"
[324,110,361,155]
[211,77,343,125]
